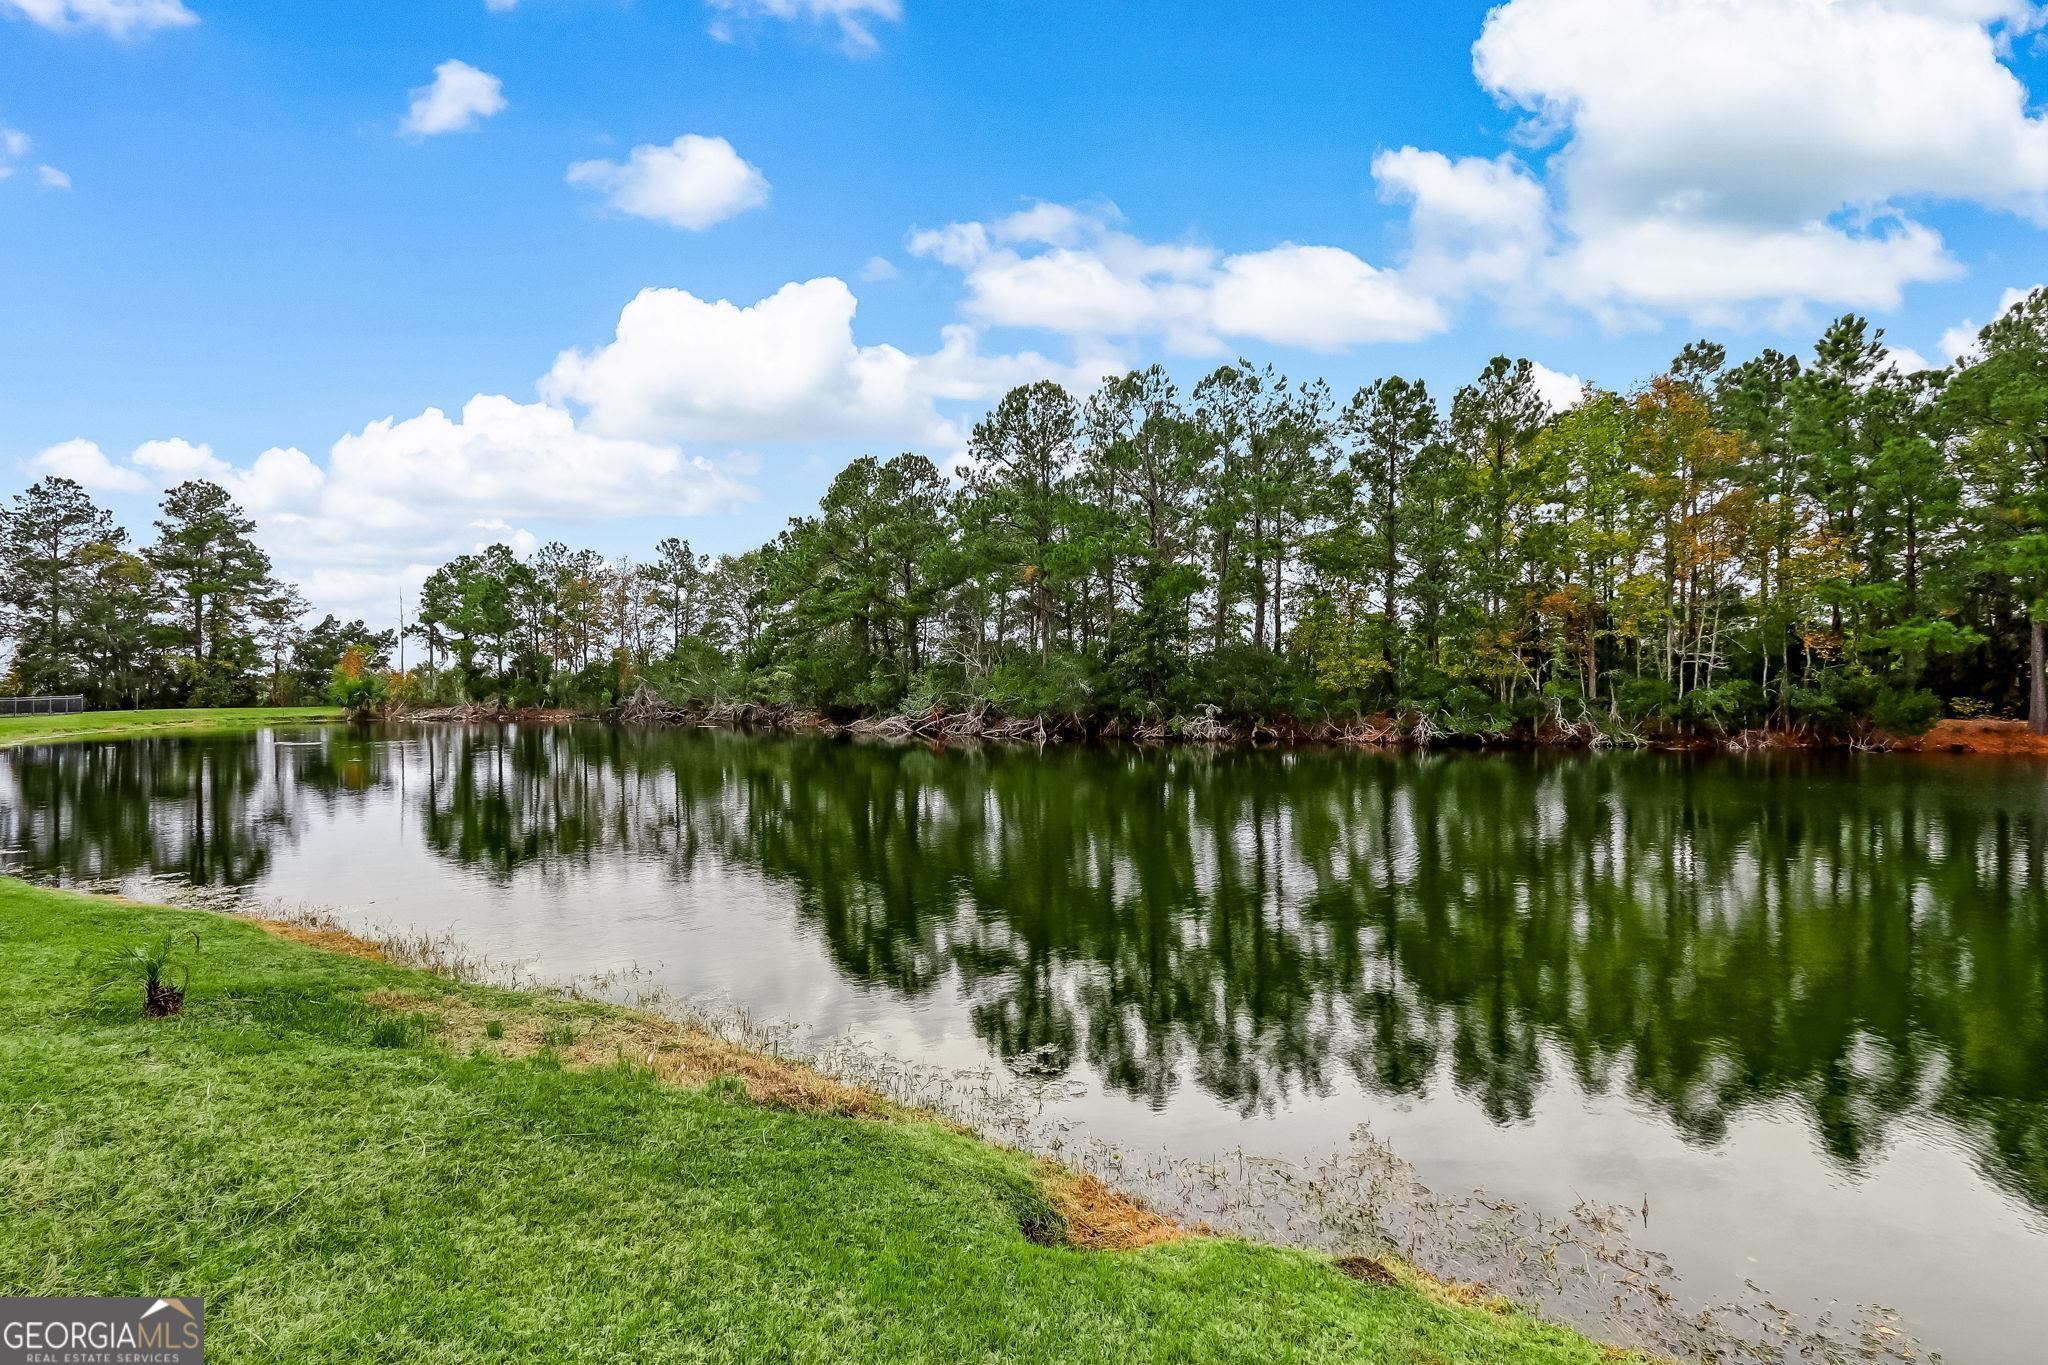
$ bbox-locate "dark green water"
[3,724,2044,1360]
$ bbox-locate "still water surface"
[3,724,2043,1361]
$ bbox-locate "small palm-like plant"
[82,931,199,1017]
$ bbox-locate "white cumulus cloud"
[27,438,150,493]
[1545,216,1956,326]
[0,0,195,38]
[270,397,752,617]
[1210,246,1447,350]
[1372,147,1550,299]
[1879,345,1934,376]
[232,446,328,517]
[909,3,2048,344]
[908,202,1445,352]
[40,402,754,622]
[132,436,227,481]
[401,60,506,138]
[317,396,744,533]
[568,135,769,231]
[18,272,1113,620]
[1467,0,2048,320]
[24,436,327,516]
[543,276,1112,446]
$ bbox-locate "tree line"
[6,295,2047,736]
[0,479,393,709]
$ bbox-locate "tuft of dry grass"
[1335,1252,1522,1319]
[1337,1254,1399,1287]
[1036,1165,1190,1251]
[253,918,391,963]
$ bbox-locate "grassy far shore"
[0,881,1638,1364]
[0,705,342,749]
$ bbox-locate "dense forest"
[5,295,2047,741]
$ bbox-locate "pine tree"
[148,481,275,706]
[0,477,124,696]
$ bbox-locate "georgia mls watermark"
[0,1298,203,1364]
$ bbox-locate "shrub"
[328,644,390,715]
[1872,686,1943,736]
[81,931,198,1017]
[1615,676,1678,722]
[1672,679,1765,733]
[1188,646,1320,724]
[985,653,1092,719]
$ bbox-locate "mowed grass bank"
[0,881,1638,1364]
[0,706,342,749]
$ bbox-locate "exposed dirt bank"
[1890,718,2048,756]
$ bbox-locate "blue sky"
[3,0,2046,621]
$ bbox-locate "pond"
[3,723,2043,1362]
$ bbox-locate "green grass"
[0,880,1633,1363]
[0,706,342,749]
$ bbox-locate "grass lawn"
[0,880,1636,1364]
[0,706,342,749]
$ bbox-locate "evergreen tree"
[148,480,275,704]
[1943,287,2048,733]
[649,537,709,654]
[0,477,125,696]
[961,381,1081,665]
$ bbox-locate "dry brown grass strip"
[254,919,391,962]
[362,987,882,1118]
[1435,1280,1513,1312]
[1037,1165,1189,1251]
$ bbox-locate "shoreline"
[3,704,2039,758]
[11,874,1954,1365]
[0,877,1643,1364]
[385,700,2048,758]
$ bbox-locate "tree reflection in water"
[4,724,2043,1212]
